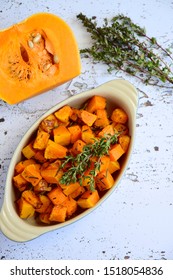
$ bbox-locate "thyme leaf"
[77,13,173,88]
[59,133,118,190]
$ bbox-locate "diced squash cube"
[94,109,110,127]
[35,195,52,213]
[47,186,67,205]
[70,185,85,199]
[41,162,63,184]
[118,135,131,152]
[81,160,96,188]
[13,174,28,192]
[22,164,42,186]
[69,108,81,121]
[108,160,120,174]
[33,150,47,163]
[77,190,100,209]
[98,124,115,138]
[109,144,125,161]
[61,182,80,196]
[81,125,95,144]
[21,189,42,208]
[33,130,50,150]
[53,126,71,146]
[68,125,81,143]
[33,179,52,192]
[96,170,114,191]
[113,123,129,135]
[22,142,36,159]
[86,95,106,113]
[71,139,86,155]
[39,204,53,224]
[99,155,110,172]
[80,110,97,126]
[49,205,67,222]
[39,114,58,133]
[111,108,128,124]
[17,197,35,219]
[54,105,73,123]
[44,139,67,159]
[62,197,77,217]
[15,159,36,174]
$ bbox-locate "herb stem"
[77,13,173,87]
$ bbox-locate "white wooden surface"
[0,0,173,260]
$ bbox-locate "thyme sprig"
[59,134,118,190]
[77,13,173,87]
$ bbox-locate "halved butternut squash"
[0,12,81,104]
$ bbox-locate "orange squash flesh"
[0,13,81,104]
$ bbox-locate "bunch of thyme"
[59,134,118,190]
[77,13,173,87]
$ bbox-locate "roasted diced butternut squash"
[15,159,36,174]
[44,139,67,159]
[118,135,131,152]
[86,95,106,113]
[21,189,42,208]
[113,123,129,135]
[33,150,47,163]
[13,174,28,192]
[47,186,67,205]
[99,155,110,172]
[22,142,36,159]
[81,125,95,144]
[109,144,125,161]
[111,108,128,124]
[71,139,86,155]
[41,164,63,184]
[62,197,77,217]
[108,160,120,174]
[39,114,58,133]
[94,109,110,127]
[17,197,35,219]
[54,105,73,123]
[68,125,81,143]
[33,130,50,150]
[80,110,97,126]
[70,185,85,199]
[77,190,100,208]
[39,204,53,224]
[49,205,67,222]
[35,195,52,213]
[53,126,71,146]
[13,95,131,225]
[22,164,42,186]
[33,179,52,192]
[61,182,80,196]
[98,124,115,138]
[96,170,114,191]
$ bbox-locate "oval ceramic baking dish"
[0,79,138,242]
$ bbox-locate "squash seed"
[43,63,52,71]
[28,40,34,49]
[33,33,41,43]
[53,54,59,64]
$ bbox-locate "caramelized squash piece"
[44,139,67,159]
[86,95,106,113]
[77,190,100,209]
[96,170,114,191]
[17,197,35,219]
